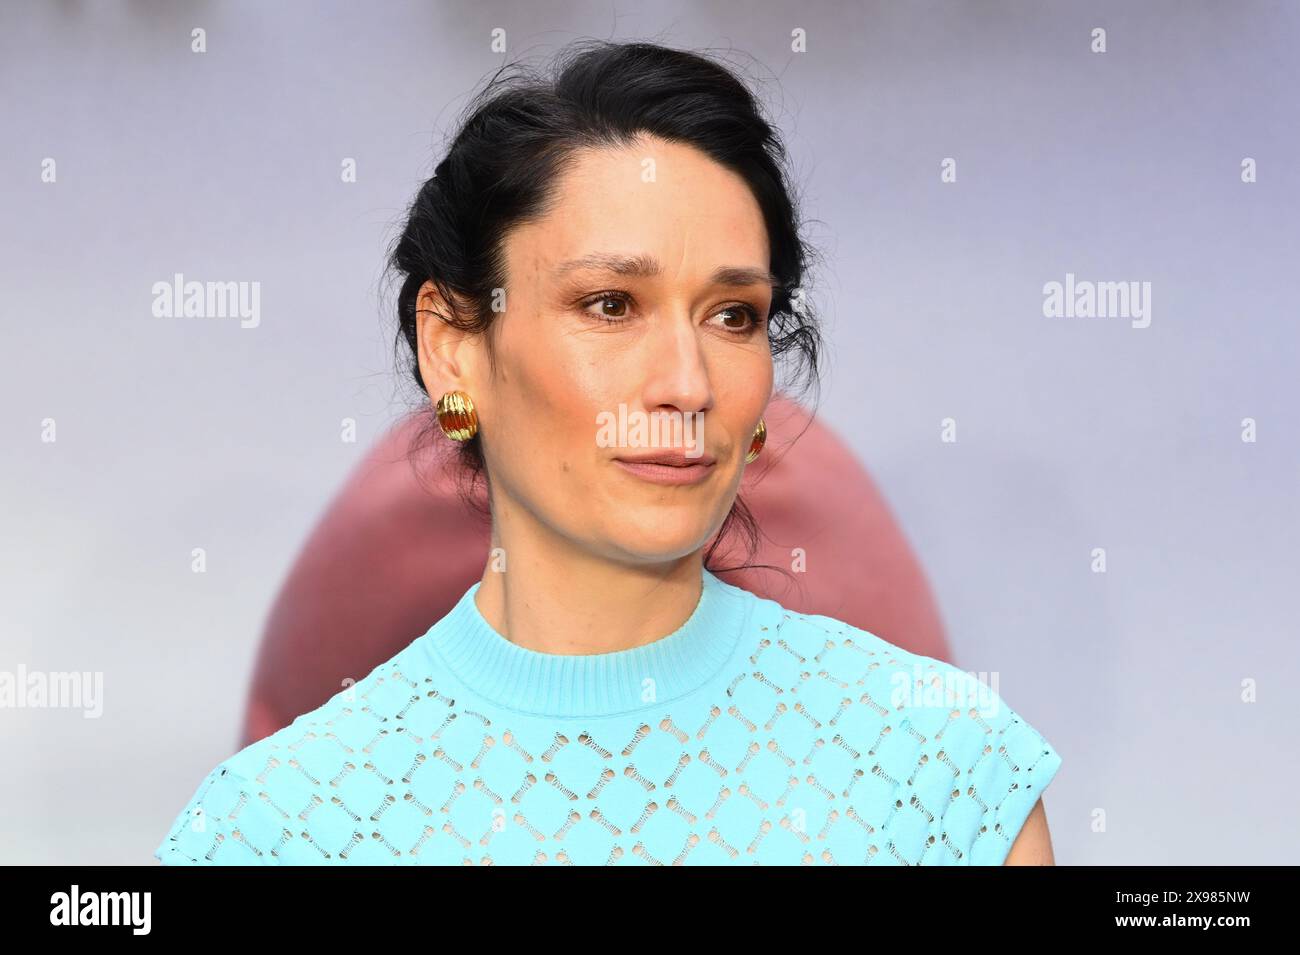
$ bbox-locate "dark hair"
[385,39,823,575]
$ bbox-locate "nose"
[640,315,714,422]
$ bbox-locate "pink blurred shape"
[240,393,948,747]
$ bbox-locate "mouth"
[613,450,717,486]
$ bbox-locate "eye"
[712,304,763,335]
[576,292,765,334]
[579,291,633,322]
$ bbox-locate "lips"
[612,450,717,487]
[613,450,716,467]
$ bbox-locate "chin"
[602,516,714,562]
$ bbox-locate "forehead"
[505,136,770,282]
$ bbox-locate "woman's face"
[425,133,774,566]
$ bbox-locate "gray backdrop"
[1,0,1296,864]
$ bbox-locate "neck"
[424,529,749,718]
[474,504,707,657]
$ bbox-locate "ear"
[414,280,476,401]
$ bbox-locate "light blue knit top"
[155,568,1061,865]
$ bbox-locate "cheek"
[498,337,611,451]
[715,350,773,411]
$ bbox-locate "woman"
[156,40,1060,866]
[237,392,953,751]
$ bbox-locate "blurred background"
[1,0,1297,864]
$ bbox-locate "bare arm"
[1003,797,1056,865]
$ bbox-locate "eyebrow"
[554,252,780,290]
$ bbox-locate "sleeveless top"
[155,568,1061,865]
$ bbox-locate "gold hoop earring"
[436,390,478,441]
[745,418,766,463]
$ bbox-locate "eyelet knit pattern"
[155,569,1061,865]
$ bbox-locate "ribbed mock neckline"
[420,567,749,718]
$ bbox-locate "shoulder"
[155,641,433,865]
[745,593,1055,747]
[733,590,1063,864]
